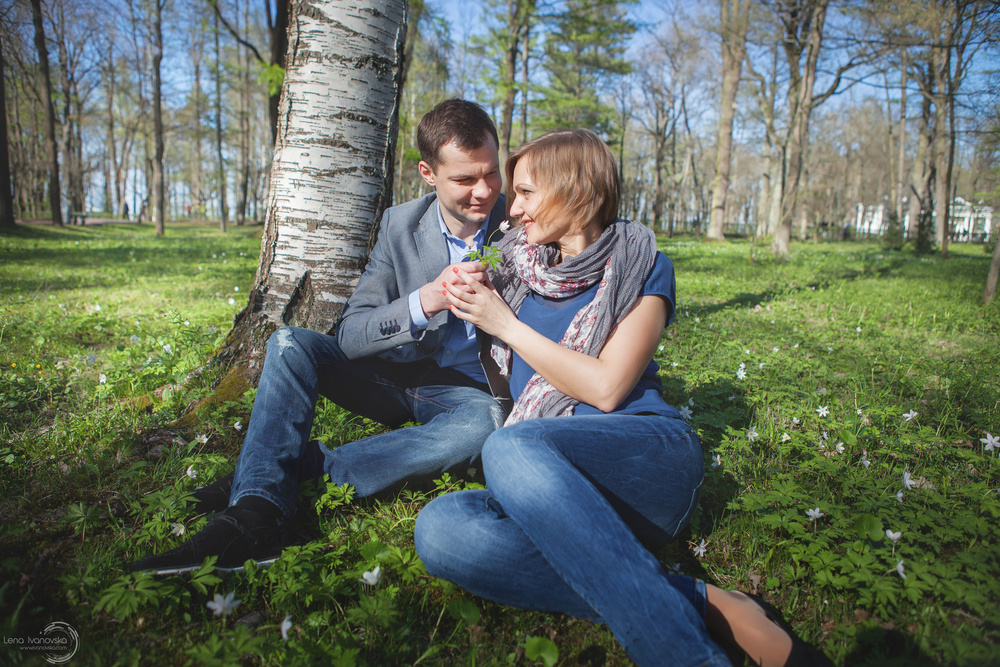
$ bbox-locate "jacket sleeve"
[336,205,441,361]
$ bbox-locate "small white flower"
[980,433,999,452]
[129,334,139,344]
[228,297,236,306]
[736,368,746,380]
[856,326,862,333]
[281,614,293,641]
[234,420,243,431]
[821,431,829,440]
[728,395,737,401]
[827,346,833,352]
[195,434,209,445]
[806,507,825,522]
[206,591,241,616]
[747,426,759,442]
[134,320,140,326]
[694,317,700,322]
[856,408,863,416]
[772,347,779,353]
[94,304,102,312]
[184,320,190,326]
[781,433,791,442]
[162,344,172,354]
[792,417,801,425]
[499,220,511,232]
[172,523,186,536]
[679,406,693,421]
[836,442,845,454]
[745,349,750,355]
[902,470,914,490]
[234,286,240,292]
[658,345,664,352]
[186,465,198,479]
[903,409,918,422]
[693,539,708,558]
[758,362,765,369]
[896,560,906,579]
[671,362,679,367]
[99,374,107,384]
[688,398,694,406]
[885,529,901,543]
[793,343,799,349]
[897,489,904,503]
[861,452,871,468]
[816,406,830,418]
[360,565,382,586]
[711,454,722,468]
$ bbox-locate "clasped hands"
[442,266,517,339]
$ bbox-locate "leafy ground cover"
[1,222,998,666]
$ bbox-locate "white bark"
[223,0,408,382]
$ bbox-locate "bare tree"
[707,0,750,242]
[0,30,14,229]
[30,0,62,226]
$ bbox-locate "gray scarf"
[490,219,658,424]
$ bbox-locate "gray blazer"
[337,192,509,397]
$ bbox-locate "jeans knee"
[414,498,452,577]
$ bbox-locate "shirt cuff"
[408,289,429,331]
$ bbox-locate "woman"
[414,129,822,667]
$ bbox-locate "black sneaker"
[130,506,290,575]
[191,472,235,514]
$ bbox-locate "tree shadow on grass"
[840,625,935,666]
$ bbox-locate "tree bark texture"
[214,0,408,393]
[30,0,63,227]
[707,0,749,242]
[0,32,15,229]
[151,0,166,236]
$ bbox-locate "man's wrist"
[409,288,431,329]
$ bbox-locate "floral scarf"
[489,219,657,425]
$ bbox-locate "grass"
[1,222,998,666]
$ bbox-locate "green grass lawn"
[1,222,998,666]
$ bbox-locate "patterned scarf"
[489,219,657,425]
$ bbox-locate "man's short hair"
[417,99,499,170]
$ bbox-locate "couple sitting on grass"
[131,99,830,667]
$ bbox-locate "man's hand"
[418,260,486,318]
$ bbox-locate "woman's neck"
[557,224,603,263]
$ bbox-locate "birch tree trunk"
[201,0,408,408]
[707,0,749,242]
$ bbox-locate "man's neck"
[440,209,487,246]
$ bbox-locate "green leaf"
[853,513,883,541]
[447,598,481,626]
[525,636,558,667]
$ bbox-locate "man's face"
[418,136,502,232]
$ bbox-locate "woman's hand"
[442,267,520,340]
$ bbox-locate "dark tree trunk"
[0,32,15,229]
[30,0,63,227]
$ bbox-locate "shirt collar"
[436,204,490,249]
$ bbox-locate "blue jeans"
[230,326,506,517]
[414,414,730,667]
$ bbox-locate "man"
[132,99,508,575]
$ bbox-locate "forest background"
[2,0,1000,665]
[2,0,998,257]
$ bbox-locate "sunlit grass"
[1,224,997,665]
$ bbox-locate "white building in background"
[853,197,993,242]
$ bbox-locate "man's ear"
[418,161,436,188]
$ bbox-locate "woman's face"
[509,158,564,247]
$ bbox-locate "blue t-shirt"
[509,252,680,418]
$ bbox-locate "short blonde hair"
[505,129,621,232]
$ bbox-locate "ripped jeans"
[230,326,505,517]
[415,414,729,667]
